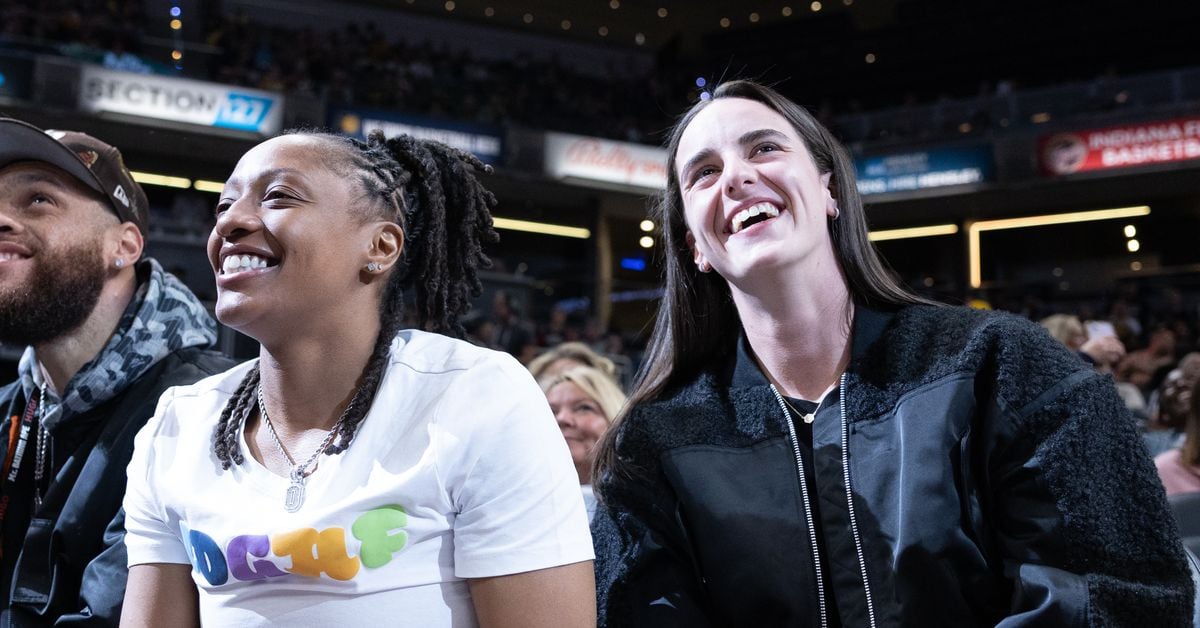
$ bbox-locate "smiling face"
[674,97,838,285]
[0,162,117,345]
[208,135,392,339]
[545,380,611,479]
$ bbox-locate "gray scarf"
[18,258,218,429]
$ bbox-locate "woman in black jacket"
[590,80,1193,626]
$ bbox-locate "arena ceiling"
[363,0,873,50]
[351,0,1200,109]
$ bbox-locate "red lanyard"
[0,389,42,559]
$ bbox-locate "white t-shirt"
[124,330,594,627]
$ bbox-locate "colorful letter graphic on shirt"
[271,527,361,580]
[227,535,289,581]
[181,505,410,586]
[181,525,229,586]
[352,504,408,569]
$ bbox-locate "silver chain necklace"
[256,384,346,513]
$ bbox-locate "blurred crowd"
[0,0,681,143]
[7,1,1190,147]
[206,11,676,144]
[459,291,637,388]
[0,0,163,71]
[1035,296,1200,503]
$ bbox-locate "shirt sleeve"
[123,387,192,567]
[436,352,594,579]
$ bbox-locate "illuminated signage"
[1040,116,1200,175]
[856,146,993,195]
[544,132,666,192]
[332,108,503,165]
[620,256,647,271]
[78,65,283,134]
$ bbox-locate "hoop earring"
[697,260,712,273]
[831,206,840,221]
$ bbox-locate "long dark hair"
[212,130,498,468]
[594,80,930,480]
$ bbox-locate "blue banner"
[215,92,276,132]
[856,145,993,195]
[79,65,285,135]
[331,108,504,165]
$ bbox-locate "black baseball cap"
[0,117,149,236]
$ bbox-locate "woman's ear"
[685,231,712,273]
[821,172,838,218]
[365,222,404,273]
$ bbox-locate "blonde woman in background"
[542,366,626,519]
[529,342,617,387]
[1040,313,1125,372]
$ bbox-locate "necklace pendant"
[285,469,306,513]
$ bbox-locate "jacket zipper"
[840,372,878,628]
[769,384,829,628]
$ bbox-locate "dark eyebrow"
[738,128,790,146]
[679,148,717,182]
[678,128,791,180]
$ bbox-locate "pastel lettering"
[352,505,409,569]
[227,534,288,581]
[272,527,360,581]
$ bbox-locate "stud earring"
[115,258,125,269]
[365,262,381,272]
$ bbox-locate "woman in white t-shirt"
[120,131,596,627]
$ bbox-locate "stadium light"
[130,171,191,189]
[193,180,225,193]
[193,179,225,193]
[492,217,590,239]
[967,205,1151,288]
[867,224,958,242]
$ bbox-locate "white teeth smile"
[0,252,24,262]
[731,202,781,234]
[221,254,272,274]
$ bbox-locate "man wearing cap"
[0,118,232,625]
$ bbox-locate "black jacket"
[593,305,1193,626]
[0,347,232,627]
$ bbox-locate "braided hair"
[212,130,499,469]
